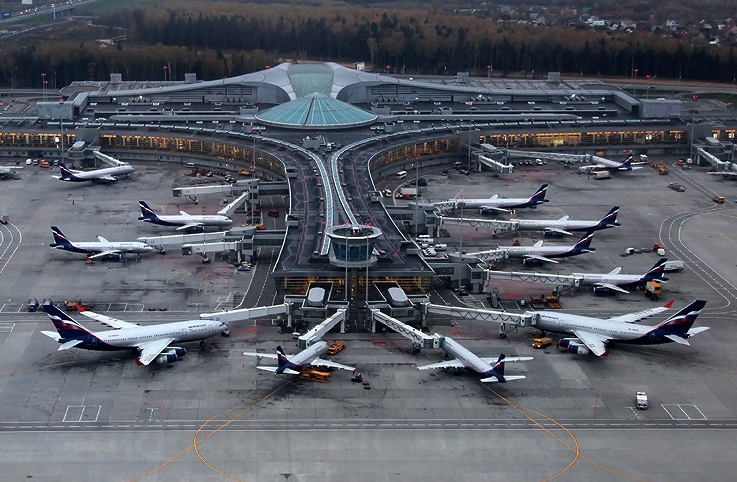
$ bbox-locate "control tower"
[325,225,382,268]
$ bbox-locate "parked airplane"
[468,231,595,265]
[416,336,533,382]
[57,162,135,183]
[243,341,355,374]
[573,258,669,294]
[579,156,643,174]
[138,200,233,232]
[516,206,620,236]
[40,303,230,365]
[532,299,708,357]
[437,184,549,213]
[49,226,154,260]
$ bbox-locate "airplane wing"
[311,358,355,371]
[481,206,510,213]
[175,222,203,231]
[480,375,526,383]
[607,300,674,323]
[88,249,122,260]
[98,175,118,182]
[76,310,139,329]
[256,366,300,375]
[479,356,534,363]
[135,337,176,366]
[523,254,559,264]
[544,228,574,236]
[571,329,610,357]
[707,171,737,177]
[242,351,279,360]
[594,282,630,294]
[416,359,465,370]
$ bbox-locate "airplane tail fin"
[619,157,634,170]
[528,184,549,204]
[275,345,300,374]
[58,163,81,181]
[480,354,506,382]
[597,206,621,228]
[41,303,93,340]
[572,231,595,253]
[138,201,159,221]
[655,300,707,334]
[644,258,669,282]
[49,226,73,249]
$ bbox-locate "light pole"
[41,72,47,101]
[458,197,465,293]
[633,68,638,97]
[690,94,698,161]
[163,65,167,82]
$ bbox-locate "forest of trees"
[1,1,737,89]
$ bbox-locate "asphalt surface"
[0,157,736,481]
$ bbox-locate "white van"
[433,244,448,251]
[417,235,433,244]
[395,170,408,179]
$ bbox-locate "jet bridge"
[696,147,734,171]
[484,270,580,292]
[172,184,244,203]
[437,216,518,237]
[200,303,290,324]
[423,303,538,337]
[137,231,229,250]
[505,149,591,164]
[296,309,347,348]
[370,309,439,349]
[93,150,127,167]
[218,192,251,217]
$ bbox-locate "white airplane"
[41,304,230,365]
[57,162,135,183]
[417,336,533,383]
[468,231,596,265]
[573,258,669,294]
[534,299,708,357]
[578,155,643,174]
[516,206,620,236]
[138,200,233,232]
[436,184,549,213]
[243,341,355,374]
[49,226,154,260]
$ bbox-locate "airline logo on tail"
[644,258,669,283]
[59,163,83,182]
[482,354,506,382]
[597,206,621,229]
[656,300,707,333]
[138,201,159,221]
[42,304,92,339]
[275,345,300,374]
[528,184,550,206]
[572,232,596,253]
[617,157,635,171]
[50,226,73,248]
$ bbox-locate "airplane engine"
[522,258,543,267]
[558,338,589,355]
[592,286,611,296]
[186,226,205,234]
[154,349,180,364]
[170,347,186,357]
[102,253,123,262]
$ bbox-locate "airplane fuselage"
[533,312,672,345]
[53,241,153,256]
[502,244,589,259]
[516,219,611,233]
[57,319,225,351]
[574,273,646,290]
[141,214,233,228]
[61,165,135,182]
[460,197,545,210]
[439,336,497,377]
[285,340,329,369]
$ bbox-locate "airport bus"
[395,170,407,179]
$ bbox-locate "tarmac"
[0,157,736,481]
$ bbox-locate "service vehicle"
[532,337,553,349]
[713,195,726,204]
[663,260,685,272]
[636,391,648,410]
